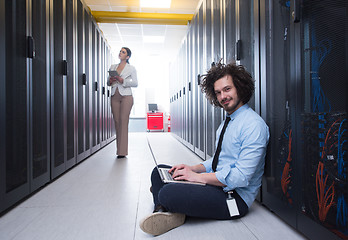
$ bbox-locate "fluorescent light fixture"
[140,0,171,8]
[143,36,165,43]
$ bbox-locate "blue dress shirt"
[202,104,270,208]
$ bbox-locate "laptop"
[147,138,205,185]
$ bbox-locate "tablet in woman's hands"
[108,70,119,77]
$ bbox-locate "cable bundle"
[310,19,332,113]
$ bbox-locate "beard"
[221,98,241,115]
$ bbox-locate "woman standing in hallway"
[107,47,138,158]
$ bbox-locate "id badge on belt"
[226,191,240,217]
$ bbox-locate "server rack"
[50,0,76,179]
[296,1,348,239]
[66,0,77,170]
[0,0,114,214]
[187,28,194,150]
[90,22,98,154]
[204,0,214,159]
[211,0,224,157]
[0,0,29,213]
[76,0,86,162]
[197,5,206,159]
[260,0,298,228]
[84,7,91,154]
[0,0,5,213]
[260,0,348,239]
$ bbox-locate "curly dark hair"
[200,61,255,107]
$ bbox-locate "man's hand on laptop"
[169,164,202,183]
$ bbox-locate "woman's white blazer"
[107,63,138,96]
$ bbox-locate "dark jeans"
[151,165,249,220]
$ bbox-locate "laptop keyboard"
[162,169,174,181]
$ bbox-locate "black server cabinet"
[0,0,5,212]
[181,43,187,144]
[237,0,256,110]
[0,0,113,214]
[187,30,194,150]
[262,0,348,239]
[66,0,76,167]
[91,22,99,154]
[96,30,101,147]
[224,0,236,64]
[261,0,297,229]
[205,0,214,159]
[51,0,76,179]
[184,41,189,144]
[106,46,114,142]
[192,15,202,158]
[77,0,85,161]
[211,0,223,149]
[297,1,348,239]
[84,9,91,154]
[101,40,106,146]
[76,2,91,162]
[0,0,50,211]
[30,0,50,191]
[0,0,29,213]
[197,5,206,159]
[106,45,110,141]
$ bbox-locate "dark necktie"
[212,117,231,172]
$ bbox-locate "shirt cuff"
[201,161,212,173]
[215,165,231,187]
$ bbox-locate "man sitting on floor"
[140,61,270,236]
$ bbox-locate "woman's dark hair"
[122,47,132,63]
[200,60,255,107]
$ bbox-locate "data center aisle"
[0,133,306,240]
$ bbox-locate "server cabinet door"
[261,0,297,228]
[197,5,206,159]
[84,9,91,154]
[101,40,106,145]
[181,43,188,143]
[65,0,76,168]
[191,20,197,152]
[236,0,256,110]
[297,1,348,239]
[0,0,4,212]
[0,0,29,213]
[50,0,76,179]
[204,0,214,159]
[77,0,86,162]
[30,0,50,191]
[192,14,204,159]
[51,0,66,178]
[224,0,236,63]
[212,0,223,151]
[96,31,101,146]
[91,23,99,153]
[187,32,194,149]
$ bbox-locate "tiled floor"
[0,133,307,240]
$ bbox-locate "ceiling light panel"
[118,24,142,35]
[142,25,166,36]
[143,35,165,43]
[140,0,171,8]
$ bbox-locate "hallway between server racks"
[0,133,306,240]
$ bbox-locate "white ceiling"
[84,0,201,61]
